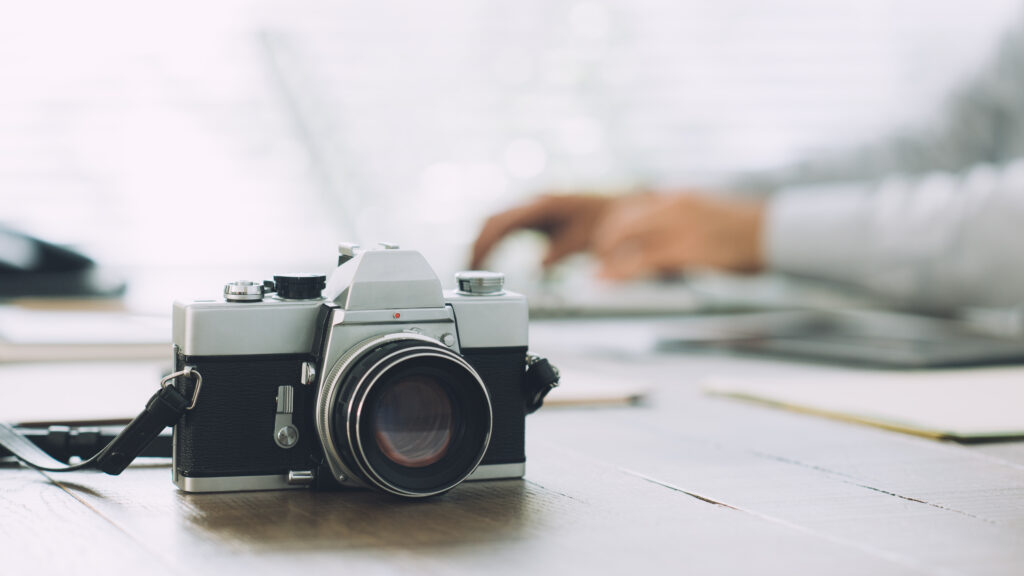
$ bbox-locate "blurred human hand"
[470,192,765,281]
[592,193,764,280]
[470,194,619,269]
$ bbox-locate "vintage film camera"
[170,243,558,498]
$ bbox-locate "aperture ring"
[316,333,493,497]
[346,347,492,497]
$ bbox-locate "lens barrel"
[317,334,492,497]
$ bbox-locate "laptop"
[655,308,1024,368]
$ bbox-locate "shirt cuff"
[763,183,875,284]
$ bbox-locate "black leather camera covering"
[174,352,317,478]
[461,347,528,466]
[173,345,529,483]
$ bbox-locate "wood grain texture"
[2,318,1024,575]
[0,466,163,575]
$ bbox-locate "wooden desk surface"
[3,318,1024,575]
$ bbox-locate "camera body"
[170,244,535,497]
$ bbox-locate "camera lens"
[318,335,492,498]
[372,374,453,467]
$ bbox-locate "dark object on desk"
[657,309,1024,368]
[0,379,187,474]
[0,226,125,298]
[0,425,172,464]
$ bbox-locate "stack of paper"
[704,368,1024,440]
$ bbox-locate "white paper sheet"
[704,368,1024,440]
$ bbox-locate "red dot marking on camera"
[394,312,401,319]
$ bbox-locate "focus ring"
[315,333,493,497]
[346,347,492,497]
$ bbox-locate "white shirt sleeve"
[764,159,1024,310]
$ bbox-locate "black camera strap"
[0,368,201,475]
[3,354,558,474]
[524,354,560,414]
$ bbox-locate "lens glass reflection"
[372,374,453,468]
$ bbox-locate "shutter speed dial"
[272,274,327,300]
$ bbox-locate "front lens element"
[325,336,493,497]
[372,375,454,468]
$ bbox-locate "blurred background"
[1,0,1021,313]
